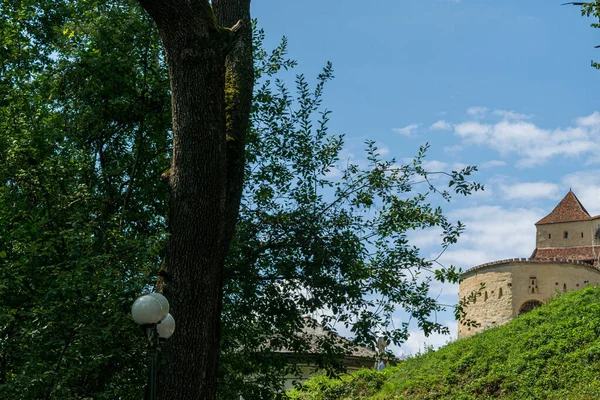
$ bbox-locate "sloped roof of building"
[294,317,377,359]
[530,246,600,264]
[272,317,377,360]
[536,190,592,225]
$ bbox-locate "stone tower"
[532,189,600,263]
[458,190,600,338]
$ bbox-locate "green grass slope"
[288,286,600,400]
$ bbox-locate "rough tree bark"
[135,0,253,398]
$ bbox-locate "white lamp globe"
[156,313,176,339]
[148,292,169,322]
[131,295,164,325]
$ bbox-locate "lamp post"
[376,336,388,371]
[131,293,176,400]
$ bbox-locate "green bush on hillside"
[289,286,600,399]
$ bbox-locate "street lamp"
[131,293,175,399]
[376,336,389,371]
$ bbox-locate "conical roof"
[535,190,591,225]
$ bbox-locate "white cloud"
[576,111,600,127]
[444,144,463,154]
[429,280,459,297]
[492,109,530,120]
[469,184,494,200]
[436,249,494,270]
[410,227,444,250]
[454,121,491,137]
[422,160,449,171]
[393,123,421,136]
[324,167,343,179]
[421,160,468,173]
[453,112,600,167]
[499,182,561,201]
[430,120,452,131]
[396,322,458,356]
[434,206,543,272]
[378,146,390,156]
[480,160,506,168]
[466,106,488,118]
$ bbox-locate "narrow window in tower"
[549,233,551,239]
[498,288,503,298]
[563,283,567,293]
[564,231,568,239]
[484,291,488,301]
[582,232,584,238]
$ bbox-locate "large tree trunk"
[135,0,252,398]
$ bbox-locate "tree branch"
[213,0,254,254]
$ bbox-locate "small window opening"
[549,233,552,239]
[576,283,580,287]
[564,231,568,239]
[529,277,537,294]
[498,288,503,298]
[582,232,584,238]
[484,291,488,301]
[563,283,567,293]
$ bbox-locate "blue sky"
[252,0,600,355]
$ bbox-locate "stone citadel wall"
[458,259,600,338]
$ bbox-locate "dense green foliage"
[288,286,600,399]
[0,1,480,398]
[0,0,170,398]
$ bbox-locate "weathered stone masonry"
[458,190,600,338]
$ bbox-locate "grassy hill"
[288,286,600,399]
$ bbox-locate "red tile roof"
[536,190,591,225]
[530,246,600,264]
